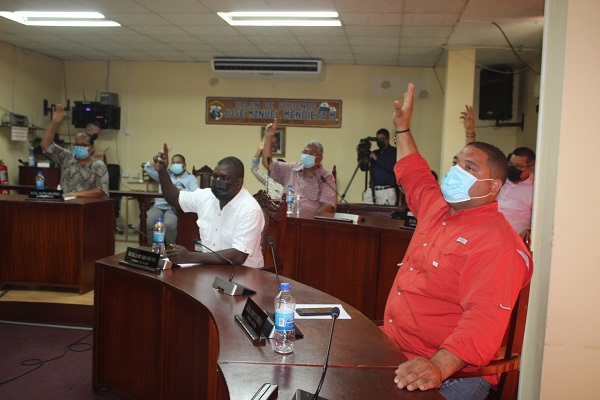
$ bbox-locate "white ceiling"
[0,0,544,68]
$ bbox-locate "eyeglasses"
[508,163,532,171]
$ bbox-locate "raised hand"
[153,143,170,172]
[265,118,277,138]
[460,105,475,133]
[393,83,414,130]
[52,104,65,124]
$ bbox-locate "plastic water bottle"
[286,185,295,216]
[35,171,45,189]
[28,147,36,167]
[152,217,166,256]
[273,282,296,354]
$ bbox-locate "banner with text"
[206,97,342,128]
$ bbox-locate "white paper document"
[295,304,351,319]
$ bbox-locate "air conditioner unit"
[211,58,324,82]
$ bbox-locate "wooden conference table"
[0,193,114,294]
[93,255,443,400]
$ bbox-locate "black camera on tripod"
[357,136,377,171]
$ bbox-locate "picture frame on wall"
[260,126,286,157]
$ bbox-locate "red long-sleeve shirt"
[382,153,533,385]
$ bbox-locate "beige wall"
[0,41,63,184]
[520,0,600,398]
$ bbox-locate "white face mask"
[441,165,493,203]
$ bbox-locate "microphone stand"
[268,236,281,288]
[320,175,351,213]
[293,307,340,400]
[193,238,255,296]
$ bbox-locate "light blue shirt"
[144,161,199,210]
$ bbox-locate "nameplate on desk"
[26,189,64,201]
[234,297,268,345]
[313,214,357,224]
[119,247,161,272]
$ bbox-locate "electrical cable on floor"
[0,329,92,386]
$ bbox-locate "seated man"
[384,84,533,399]
[462,105,535,242]
[144,154,198,246]
[152,144,265,268]
[261,118,336,213]
[41,104,108,198]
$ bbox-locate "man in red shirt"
[382,84,533,400]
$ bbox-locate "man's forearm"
[430,348,468,380]
[262,136,273,170]
[157,169,180,209]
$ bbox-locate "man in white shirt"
[151,144,265,268]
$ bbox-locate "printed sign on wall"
[206,97,342,128]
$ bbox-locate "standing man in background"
[362,128,398,205]
[144,153,198,246]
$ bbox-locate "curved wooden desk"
[93,255,443,399]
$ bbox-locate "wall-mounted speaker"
[479,66,513,121]
[71,101,121,130]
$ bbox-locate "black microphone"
[128,223,163,247]
[18,159,28,166]
[127,224,179,269]
[193,238,255,296]
[319,175,351,213]
[267,236,280,288]
[293,307,341,400]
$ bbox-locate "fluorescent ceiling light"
[0,11,120,27]
[218,11,341,27]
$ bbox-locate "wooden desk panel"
[284,211,414,320]
[0,195,114,294]
[93,256,442,399]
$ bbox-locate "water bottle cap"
[37,171,42,174]
[157,218,163,222]
[279,282,290,290]
[287,184,292,188]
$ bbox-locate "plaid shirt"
[270,161,336,211]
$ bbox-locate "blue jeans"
[439,377,491,400]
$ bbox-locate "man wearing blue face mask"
[381,84,533,400]
[144,153,198,246]
[261,118,336,213]
[41,104,108,198]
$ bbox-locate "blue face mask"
[441,165,493,203]
[300,154,316,169]
[170,163,184,175]
[73,146,89,160]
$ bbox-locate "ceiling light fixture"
[217,11,341,27]
[0,11,120,27]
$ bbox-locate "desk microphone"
[128,223,161,247]
[293,307,341,400]
[193,238,255,296]
[267,236,280,288]
[127,224,178,269]
[319,175,351,213]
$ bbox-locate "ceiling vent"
[211,58,324,82]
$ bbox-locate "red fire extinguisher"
[0,160,9,194]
